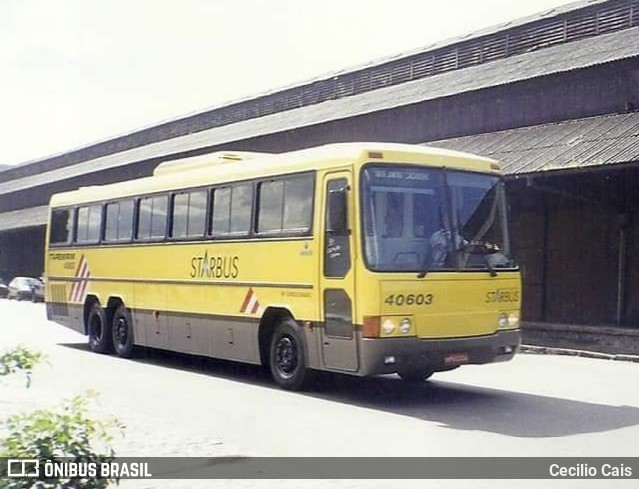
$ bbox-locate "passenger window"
[211,187,231,235]
[257,180,284,233]
[211,185,253,236]
[230,184,253,234]
[258,175,313,234]
[49,209,74,245]
[172,194,189,238]
[104,200,133,241]
[76,205,101,244]
[137,195,168,239]
[172,190,207,238]
[283,176,313,232]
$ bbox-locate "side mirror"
[327,189,348,236]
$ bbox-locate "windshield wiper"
[417,253,433,278]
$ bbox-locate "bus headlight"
[399,318,412,334]
[382,319,396,335]
[508,313,519,327]
[498,313,509,328]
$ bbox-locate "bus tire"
[87,303,113,354]
[269,319,308,390]
[397,367,435,382]
[112,305,135,358]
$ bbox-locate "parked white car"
[7,277,44,302]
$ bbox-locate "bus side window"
[324,178,350,278]
[49,208,74,245]
[76,204,102,244]
[230,184,253,235]
[105,200,134,242]
[211,184,253,237]
[257,175,313,235]
[172,190,206,238]
[137,195,168,240]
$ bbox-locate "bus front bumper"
[359,329,521,376]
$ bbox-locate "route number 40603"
[384,293,434,306]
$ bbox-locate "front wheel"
[397,367,435,383]
[112,305,135,358]
[269,319,309,390]
[87,303,112,354]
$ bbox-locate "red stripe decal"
[69,255,85,301]
[73,262,87,302]
[74,255,86,278]
[240,288,253,313]
[78,271,91,301]
[68,283,77,302]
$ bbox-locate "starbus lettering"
[485,288,519,303]
[190,250,240,279]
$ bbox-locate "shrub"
[0,346,46,388]
[0,394,124,488]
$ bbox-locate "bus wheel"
[87,303,113,354]
[397,367,435,383]
[269,319,308,390]
[112,305,135,358]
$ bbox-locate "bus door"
[320,172,359,372]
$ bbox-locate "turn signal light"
[362,316,381,338]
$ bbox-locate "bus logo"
[240,288,263,315]
[69,255,91,302]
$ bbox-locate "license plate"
[444,352,469,365]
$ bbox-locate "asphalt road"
[0,300,637,489]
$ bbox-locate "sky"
[0,0,583,167]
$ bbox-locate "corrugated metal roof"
[1,26,638,197]
[3,114,639,231]
[426,112,639,174]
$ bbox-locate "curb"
[519,344,639,363]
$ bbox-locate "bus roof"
[49,142,498,207]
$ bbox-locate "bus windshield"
[361,165,514,273]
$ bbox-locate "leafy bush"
[0,394,124,488]
[0,346,46,387]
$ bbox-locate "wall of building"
[509,164,639,328]
[0,227,45,280]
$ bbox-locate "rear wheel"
[269,319,309,390]
[112,305,135,358]
[87,303,112,354]
[397,367,435,383]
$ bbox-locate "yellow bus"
[45,143,521,390]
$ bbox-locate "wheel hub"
[276,336,298,375]
[91,316,103,340]
[115,317,128,345]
